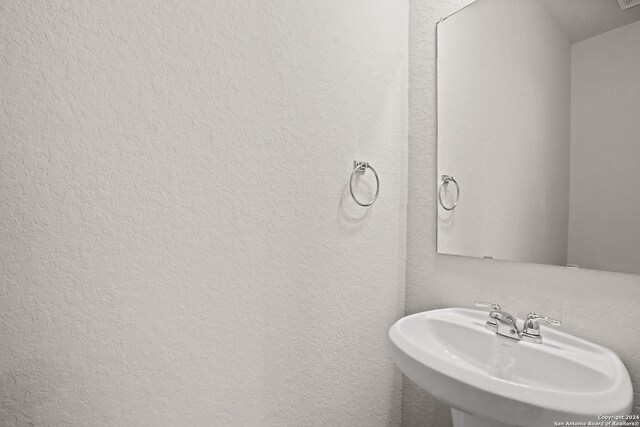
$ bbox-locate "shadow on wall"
[337,178,374,234]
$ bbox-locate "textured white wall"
[405,0,640,425]
[437,0,571,266]
[0,1,408,425]
[568,20,640,275]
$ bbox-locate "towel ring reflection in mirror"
[350,161,380,207]
[439,175,459,211]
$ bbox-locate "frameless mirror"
[437,0,640,274]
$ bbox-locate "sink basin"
[389,308,632,427]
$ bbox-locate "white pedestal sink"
[389,308,633,427]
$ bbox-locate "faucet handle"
[522,313,561,343]
[474,302,514,335]
[474,301,501,311]
[525,313,561,326]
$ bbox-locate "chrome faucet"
[474,302,561,344]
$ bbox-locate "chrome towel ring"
[439,175,459,211]
[350,160,380,207]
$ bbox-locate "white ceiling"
[538,0,640,43]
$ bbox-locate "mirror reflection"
[437,0,640,274]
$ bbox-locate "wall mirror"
[437,0,640,274]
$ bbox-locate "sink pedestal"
[451,409,514,427]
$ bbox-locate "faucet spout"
[488,310,521,339]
